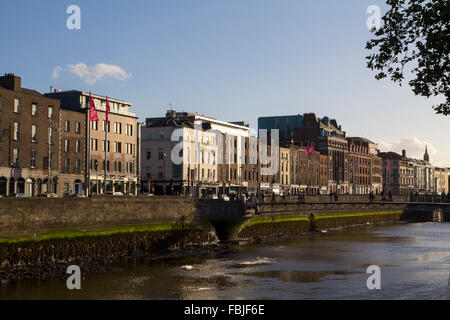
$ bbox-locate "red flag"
[106,97,110,123]
[89,96,99,122]
[386,160,391,171]
[305,145,314,156]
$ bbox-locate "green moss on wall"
[0,223,192,244]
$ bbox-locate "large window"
[76,159,81,174]
[31,150,37,168]
[91,139,98,151]
[31,125,37,142]
[13,122,20,141]
[14,99,20,113]
[48,106,54,119]
[115,122,122,134]
[103,120,110,132]
[32,103,38,116]
[126,124,133,136]
[13,148,19,167]
[114,142,122,153]
[91,121,98,131]
[76,122,81,134]
[48,127,54,144]
[103,140,110,152]
[126,143,133,155]
[65,159,70,173]
[65,120,70,132]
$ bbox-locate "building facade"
[434,167,450,195]
[59,109,86,195]
[46,90,138,195]
[292,114,349,194]
[0,74,61,196]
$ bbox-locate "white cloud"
[51,63,131,84]
[379,136,449,167]
[52,66,62,79]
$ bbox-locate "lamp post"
[163,152,167,195]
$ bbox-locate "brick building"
[59,109,86,195]
[380,150,414,195]
[46,90,138,195]
[293,114,349,194]
[0,74,61,196]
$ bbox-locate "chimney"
[166,110,176,118]
[402,149,406,158]
[0,73,21,91]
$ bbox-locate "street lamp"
[163,152,167,195]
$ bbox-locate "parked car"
[45,193,58,198]
[112,192,124,196]
[221,194,230,201]
[14,193,30,198]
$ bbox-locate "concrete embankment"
[239,210,405,240]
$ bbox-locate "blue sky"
[1,0,448,166]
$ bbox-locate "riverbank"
[0,208,415,285]
[238,210,405,242]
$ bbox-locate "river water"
[1,222,450,300]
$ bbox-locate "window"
[64,159,70,173]
[76,140,81,153]
[115,122,122,134]
[158,148,164,160]
[75,122,81,134]
[13,122,20,141]
[91,159,98,171]
[65,120,70,132]
[13,148,19,167]
[14,99,20,113]
[103,140,110,152]
[76,159,81,174]
[65,139,70,152]
[126,124,133,136]
[91,121,98,131]
[146,150,151,160]
[31,125,37,142]
[103,120,110,132]
[31,150,37,168]
[48,127,54,144]
[48,106,53,119]
[126,143,133,155]
[32,103,38,116]
[91,139,98,151]
[114,142,122,153]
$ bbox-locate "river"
[1,222,450,300]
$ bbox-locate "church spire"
[424,145,430,162]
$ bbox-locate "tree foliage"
[366,0,449,115]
